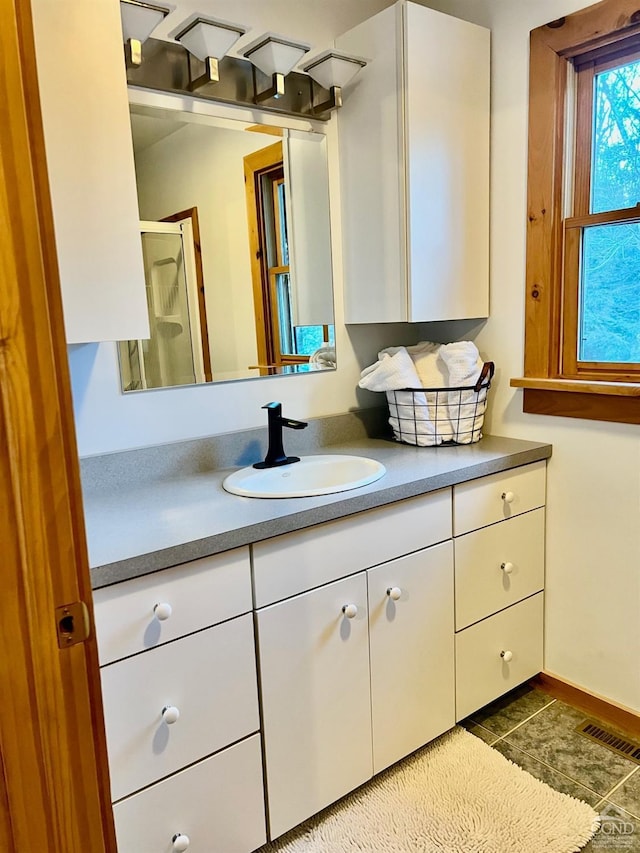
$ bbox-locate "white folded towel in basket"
[359,348,439,444]
[358,341,488,446]
[358,348,422,391]
[439,342,484,444]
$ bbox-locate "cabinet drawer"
[453,461,545,536]
[113,734,266,853]
[93,548,251,665]
[455,593,543,721]
[454,508,545,630]
[102,613,259,801]
[253,489,451,607]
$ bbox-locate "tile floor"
[461,684,640,852]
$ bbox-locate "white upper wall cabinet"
[31,0,149,344]
[337,1,490,324]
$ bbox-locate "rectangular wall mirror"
[119,101,336,392]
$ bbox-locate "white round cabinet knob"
[154,602,172,621]
[162,705,180,725]
[501,562,514,575]
[501,491,515,504]
[500,650,513,663]
[387,587,402,601]
[172,833,190,852]
[342,604,358,619]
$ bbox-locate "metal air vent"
[576,719,640,765]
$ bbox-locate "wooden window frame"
[510,0,640,424]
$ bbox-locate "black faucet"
[253,402,308,469]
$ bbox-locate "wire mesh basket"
[386,362,495,447]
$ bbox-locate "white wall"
[426,0,640,712]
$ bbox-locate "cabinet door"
[337,1,489,324]
[405,2,490,322]
[257,573,372,840]
[31,0,148,343]
[368,542,454,774]
[336,3,406,323]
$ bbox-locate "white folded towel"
[439,341,483,387]
[358,348,422,392]
[385,389,438,446]
[358,348,439,444]
[439,342,485,443]
[407,341,448,388]
[309,345,336,368]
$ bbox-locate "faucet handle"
[282,418,308,430]
[262,401,282,411]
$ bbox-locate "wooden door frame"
[0,1,115,850]
[244,141,284,371]
[162,206,213,382]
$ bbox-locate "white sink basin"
[222,454,386,498]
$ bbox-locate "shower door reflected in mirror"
[118,219,210,391]
[118,102,336,393]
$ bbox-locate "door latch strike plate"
[55,601,90,648]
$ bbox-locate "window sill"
[510,377,640,424]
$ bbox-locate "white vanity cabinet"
[92,548,266,853]
[453,462,546,720]
[254,490,454,840]
[337,1,490,324]
[91,455,548,850]
[30,0,148,344]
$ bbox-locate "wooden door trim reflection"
[162,206,213,382]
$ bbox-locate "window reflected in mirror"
[119,103,336,392]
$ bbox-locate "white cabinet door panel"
[102,614,259,801]
[337,3,406,323]
[31,0,148,343]
[405,2,489,321]
[257,573,372,839]
[368,541,455,774]
[113,735,266,853]
[337,1,489,324]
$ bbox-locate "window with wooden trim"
[244,142,333,374]
[511,0,640,424]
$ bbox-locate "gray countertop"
[85,433,551,589]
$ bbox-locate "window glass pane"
[579,221,640,362]
[275,272,295,354]
[294,326,324,354]
[277,181,289,266]
[591,58,640,214]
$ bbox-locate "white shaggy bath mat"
[262,726,599,853]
